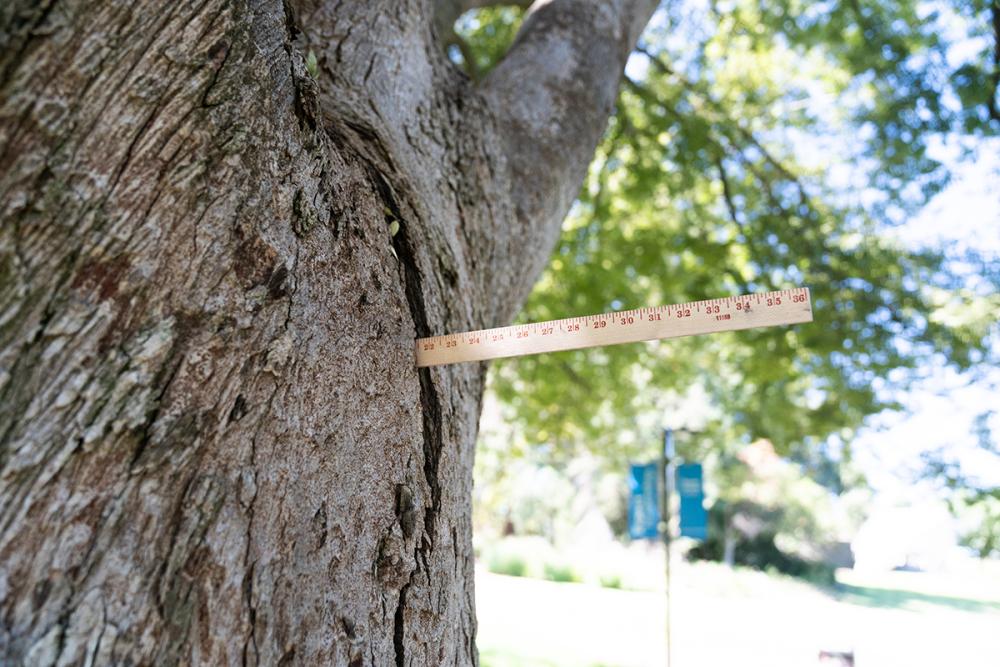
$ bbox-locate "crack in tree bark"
[385,182,446,667]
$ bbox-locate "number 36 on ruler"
[415,288,812,368]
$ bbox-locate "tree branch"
[476,0,659,314]
[631,47,817,218]
[636,45,805,191]
[990,0,1000,122]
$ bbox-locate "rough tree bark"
[0,0,656,664]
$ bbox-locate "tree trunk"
[0,0,656,664]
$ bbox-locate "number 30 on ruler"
[415,288,812,368]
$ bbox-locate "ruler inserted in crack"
[415,287,813,368]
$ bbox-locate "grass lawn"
[475,559,1000,667]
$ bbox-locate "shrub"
[488,552,528,577]
[543,562,581,583]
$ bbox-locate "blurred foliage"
[455,1,1000,481]
[487,550,529,578]
[450,7,524,79]
[542,561,583,583]
[473,452,579,541]
[687,504,838,584]
[689,440,864,578]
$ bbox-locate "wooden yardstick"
[415,288,812,368]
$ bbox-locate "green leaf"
[305,49,318,78]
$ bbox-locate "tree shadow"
[833,583,1000,615]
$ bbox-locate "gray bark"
[0,0,656,664]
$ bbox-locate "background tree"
[464,2,1000,480]
[0,0,657,663]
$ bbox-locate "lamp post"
[661,428,675,667]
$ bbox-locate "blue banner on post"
[677,463,708,540]
[628,463,660,540]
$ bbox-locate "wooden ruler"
[415,288,812,367]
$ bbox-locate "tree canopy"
[454,1,1000,480]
